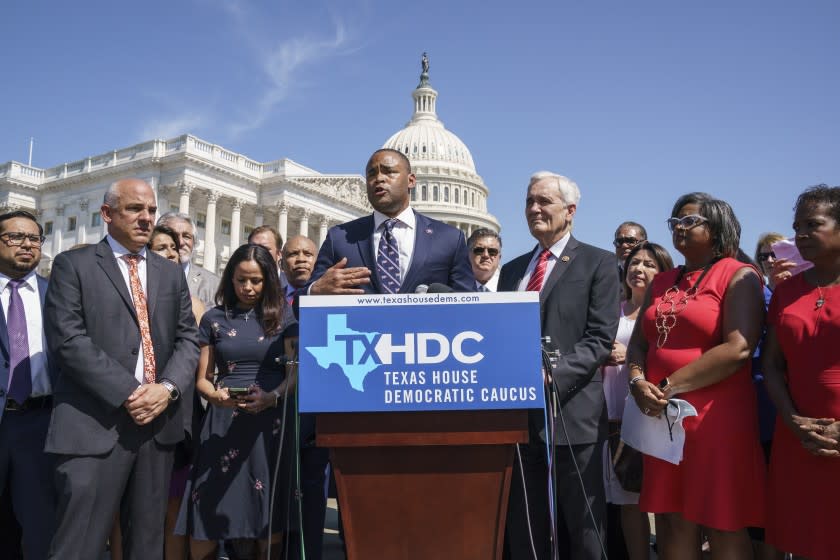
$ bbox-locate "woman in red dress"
[763,185,840,560]
[626,192,767,558]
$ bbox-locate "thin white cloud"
[139,113,207,141]
[228,21,349,137]
[136,3,355,142]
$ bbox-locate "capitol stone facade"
[0,60,498,276]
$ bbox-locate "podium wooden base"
[317,410,529,560]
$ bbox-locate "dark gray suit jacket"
[44,239,199,455]
[187,263,220,308]
[499,236,619,445]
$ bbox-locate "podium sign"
[299,292,544,413]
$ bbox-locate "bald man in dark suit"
[45,178,199,559]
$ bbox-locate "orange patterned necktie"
[121,254,156,384]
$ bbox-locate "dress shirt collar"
[539,232,571,260]
[182,261,191,277]
[106,235,147,260]
[373,207,416,232]
[0,269,38,294]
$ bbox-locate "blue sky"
[2,0,838,260]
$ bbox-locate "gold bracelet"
[627,362,645,373]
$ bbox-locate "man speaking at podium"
[307,148,474,295]
[500,171,619,560]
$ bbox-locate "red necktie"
[526,249,551,292]
[122,254,156,384]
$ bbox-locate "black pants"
[505,442,606,560]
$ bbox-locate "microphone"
[415,284,429,294]
[426,283,454,294]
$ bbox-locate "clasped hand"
[789,414,840,457]
[631,380,668,417]
[124,383,170,426]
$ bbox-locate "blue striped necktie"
[377,219,401,294]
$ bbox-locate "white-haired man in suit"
[157,212,220,307]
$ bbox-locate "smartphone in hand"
[227,387,249,399]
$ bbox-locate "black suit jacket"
[44,238,199,455]
[499,236,619,445]
[309,210,475,294]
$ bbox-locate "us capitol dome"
[381,54,500,236]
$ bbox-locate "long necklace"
[654,260,718,348]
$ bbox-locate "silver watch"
[160,380,180,401]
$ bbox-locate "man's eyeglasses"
[613,237,640,248]
[472,246,500,257]
[0,232,46,247]
[666,214,708,232]
[757,251,776,263]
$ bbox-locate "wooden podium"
[317,409,529,560]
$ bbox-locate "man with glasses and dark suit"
[467,228,502,292]
[0,210,57,560]
[613,222,647,268]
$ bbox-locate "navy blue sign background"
[299,296,545,413]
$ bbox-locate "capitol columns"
[156,185,170,213]
[299,208,311,237]
[76,199,89,245]
[276,201,289,245]
[230,198,243,250]
[203,191,220,273]
[178,181,193,215]
[52,205,65,257]
[319,216,330,246]
[254,207,264,227]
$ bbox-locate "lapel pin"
[425,228,433,235]
[561,256,570,262]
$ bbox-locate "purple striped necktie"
[7,279,32,403]
[377,219,401,294]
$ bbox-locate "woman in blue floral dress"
[176,244,298,560]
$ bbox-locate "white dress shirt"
[0,270,51,397]
[516,232,572,292]
[107,236,149,384]
[373,207,416,282]
[478,268,501,292]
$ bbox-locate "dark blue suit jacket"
[309,210,475,294]
[0,274,57,423]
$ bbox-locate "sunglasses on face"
[666,214,708,232]
[613,237,640,248]
[757,251,776,263]
[472,246,499,257]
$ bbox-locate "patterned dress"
[176,306,299,539]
